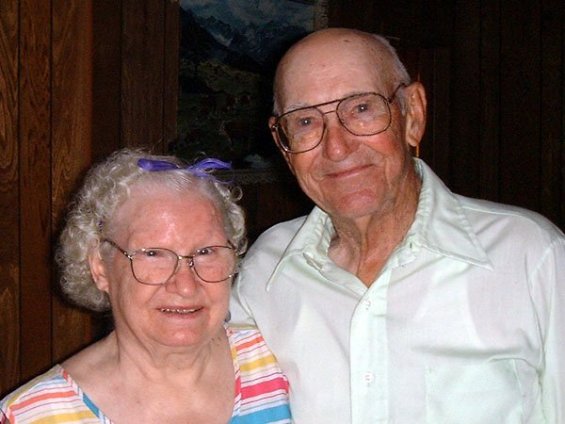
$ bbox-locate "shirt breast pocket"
[425,361,524,424]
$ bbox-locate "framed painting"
[171,0,328,174]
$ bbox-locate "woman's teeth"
[160,308,199,314]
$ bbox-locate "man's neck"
[328,172,422,286]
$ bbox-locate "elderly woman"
[1,148,291,423]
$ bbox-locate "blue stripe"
[230,404,292,423]
[82,392,100,417]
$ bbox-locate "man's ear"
[403,82,427,149]
[88,247,110,293]
[268,116,296,175]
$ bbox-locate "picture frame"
[171,0,328,177]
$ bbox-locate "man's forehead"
[277,60,388,111]
[273,30,395,112]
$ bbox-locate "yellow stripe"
[34,410,98,423]
[239,354,277,373]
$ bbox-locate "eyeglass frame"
[270,83,407,154]
[102,238,238,285]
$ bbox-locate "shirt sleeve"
[229,273,257,326]
[536,237,565,422]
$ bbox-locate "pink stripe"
[241,376,289,397]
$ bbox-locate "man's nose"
[321,112,356,161]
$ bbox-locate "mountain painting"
[173,0,326,169]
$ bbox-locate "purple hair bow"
[137,158,231,178]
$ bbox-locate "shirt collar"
[265,208,333,290]
[411,159,492,268]
[266,158,492,289]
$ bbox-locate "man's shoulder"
[421,159,564,243]
[246,214,308,259]
[237,215,308,281]
[458,195,565,244]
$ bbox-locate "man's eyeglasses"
[271,84,406,154]
[103,239,237,285]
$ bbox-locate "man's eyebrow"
[282,101,314,113]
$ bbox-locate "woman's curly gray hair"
[56,148,247,312]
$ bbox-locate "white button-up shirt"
[231,159,565,423]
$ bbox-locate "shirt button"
[364,371,375,385]
[364,300,372,310]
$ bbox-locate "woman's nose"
[165,259,199,295]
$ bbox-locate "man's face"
[271,33,423,223]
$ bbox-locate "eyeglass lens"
[277,93,391,153]
[131,246,235,284]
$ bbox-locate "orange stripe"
[10,390,76,411]
[235,334,263,351]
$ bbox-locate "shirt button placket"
[351,269,391,424]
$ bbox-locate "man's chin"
[324,194,385,221]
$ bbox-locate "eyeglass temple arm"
[388,82,409,102]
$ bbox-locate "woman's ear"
[403,82,427,149]
[89,247,110,293]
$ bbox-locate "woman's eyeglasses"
[103,239,237,285]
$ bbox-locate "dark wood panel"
[122,0,166,150]
[18,0,53,382]
[539,0,563,226]
[414,47,451,181]
[92,0,123,160]
[51,0,97,363]
[562,2,565,230]
[450,0,481,197]
[163,1,180,154]
[0,0,20,395]
[499,2,541,209]
[478,0,501,201]
[238,174,313,243]
[428,47,451,181]
[327,0,379,33]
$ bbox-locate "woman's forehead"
[111,186,218,230]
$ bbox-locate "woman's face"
[92,184,232,353]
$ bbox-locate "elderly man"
[231,28,565,423]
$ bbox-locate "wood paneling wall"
[1,0,563,397]
[0,0,177,395]
[1,0,96,394]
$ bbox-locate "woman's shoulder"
[226,325,266,351]
[226,325,281,369]
[2,365,65,405]
[227,324,289,388]
[226,326,291,423]
[1,365,73,421]
[1,365,103,423]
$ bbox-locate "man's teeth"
[160,308,198,314]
